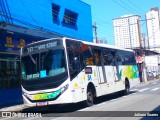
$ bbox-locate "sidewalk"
[0,88,23,108]
[0,104,27,112]
[0,79,159,112]
[139,78,160,86]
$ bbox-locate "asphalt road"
[1,80,160,120]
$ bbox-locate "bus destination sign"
[23,40,61,53]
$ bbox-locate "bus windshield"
[21,49,67,80]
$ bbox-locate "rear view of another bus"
[21,38,72,107]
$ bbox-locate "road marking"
[130,89,138,91]
[139,88,149,92]
[23,117,38,120]
[151,82,158,85]
[95,102,106,106]
[151,88,160,91]
[0,104,25,111]
[122,95,127,98]
[110,98,119,102]
[132,93,137,95]
[79,107,90,111]
[0,117,11,120]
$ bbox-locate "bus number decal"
[87,75,92,81]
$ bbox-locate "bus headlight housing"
[60,84,69,94]
[23,84,69,101]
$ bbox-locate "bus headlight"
[22,84,69,101]
[23,92,27,97]
[60,84,69,94]
[23,91,30,99]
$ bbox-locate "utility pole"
[93,22,98,43]
[158,55,160,79]
[142,50,148,83]
[142,33,145,49]
[139,18,155,83]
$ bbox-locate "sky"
[81,0,160,45]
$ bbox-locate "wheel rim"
[87,90,93,104]
[125,82,129,94]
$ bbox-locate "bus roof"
[64,37,134,52]
[24,37,134,52]
[82,41,133,52]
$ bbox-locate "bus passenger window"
[94,53,100,65]
[81,44,94,66]
[103,50,115,66]
[93,49,101,66]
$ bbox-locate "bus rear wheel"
[124,81,130,95]
[85,89,94,107]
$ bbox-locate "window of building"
[0,57,21,89]
[52,3,60,24]
[62,9,78,29]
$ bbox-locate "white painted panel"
[104,66,116,94]
[97,66,105,83]
[100,83,108,95]
[115,81,125,91]
[104,66,116,83]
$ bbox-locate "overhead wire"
[1,0,150,45]
[21,0,117,43]
[112,0,135,14]
[22,0,115,42]
[21,0,40,29]
[127,0,146,13]
[1,0,94,40]
[111,0,151,46]
[119,0,144,16]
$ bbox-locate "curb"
[142,79,159,84]
[0,104,28,112]
[138,79,160,87]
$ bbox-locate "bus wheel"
[124,81,130,95]
[85,89,94,107]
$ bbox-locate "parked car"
[147,71,157,77]
[152,71,157,77]
[147,72,154,77]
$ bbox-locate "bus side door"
[102,49,117,94]
[94,49,107,84]
[94,48,109,95]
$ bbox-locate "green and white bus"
[21,37,140,107]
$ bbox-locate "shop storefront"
[0,29,44,90]
[0,55,20,89]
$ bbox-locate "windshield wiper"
[29,53,36,64]
[42,48,52,62]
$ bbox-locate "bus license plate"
[37,102,47,106]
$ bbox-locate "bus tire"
[85,88,94,107]
[124,80,130,95]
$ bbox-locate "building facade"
[0,0,93,107]
[0,0,93,41]
[146,7,160,51]
[113,15,141,49]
